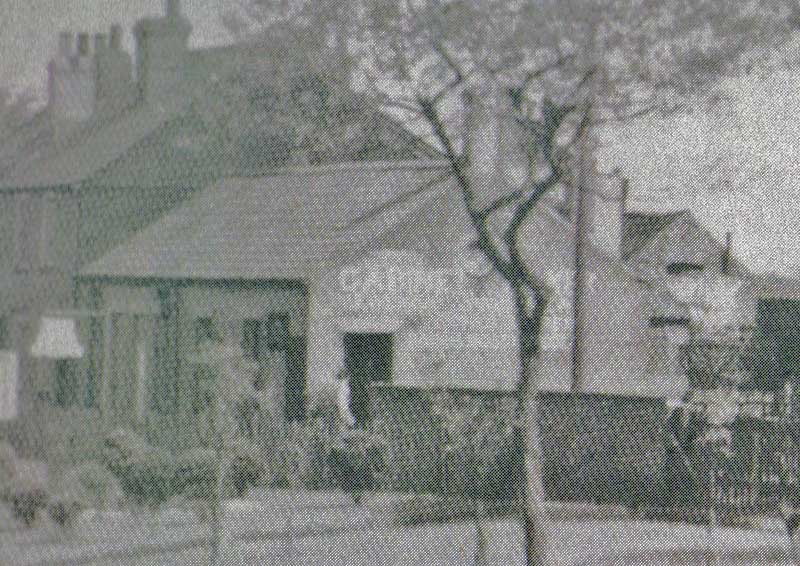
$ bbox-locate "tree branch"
[417,95,514,279]
[430,42,473,105]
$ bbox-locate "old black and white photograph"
[3,0,800,564]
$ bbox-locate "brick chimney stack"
[133,0,192,104]
[95,25,135,113]
[48,31,96,121]
[463,79,523,212]
[583,166,627,258]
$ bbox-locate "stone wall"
[369,384,670,505]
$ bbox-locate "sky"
[1,0,800,276]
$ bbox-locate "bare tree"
[227,2,798,564]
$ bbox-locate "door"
[343,333,393,426]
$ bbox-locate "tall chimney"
[48,30,96,121]
[583,167,627,258]
[134,0,192,103]
[463,80,517,211]
[95,25,134,113]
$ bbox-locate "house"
[0,0,437,461]
[74,157,686,452]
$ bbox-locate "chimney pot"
[110,25,123,49]
[58,31,74,56]
[77,33,90,56]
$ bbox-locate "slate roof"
[0,98,192,191]
[80,157,683,325]
[620,210,687,260]
[80,160,457,281]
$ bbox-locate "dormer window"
[665,262,704,303]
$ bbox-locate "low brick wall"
[369,385,669,506]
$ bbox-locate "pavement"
[1,491,797,566]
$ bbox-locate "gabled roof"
[621,210,687,260]
[80,156,683,325]
[80,160,455,281]
[0,99,189,191]
[749,272,800,300]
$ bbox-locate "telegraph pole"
[571,21,599,393]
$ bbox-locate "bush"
[173,443,264,501]
[0,441,18,501]
[173,448,217,501]
[327,429,386,504]
[272,419,338,490]
[227,441,265,497]
[7,458,49,527]
[431,392,521,501]
[100,429,150,477]
[57,462,124,511]
[305,385,343,431]
[12,488,48,527]
[47,488,88,529]
[118,448,176,508]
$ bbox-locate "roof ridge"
[225,159,450,182]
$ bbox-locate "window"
[241,319,262,360]
[194,317,216,350]
[0,316,8,350]
[53,359,79,408]
[14,193,40,271]
[666,262,704,275]
[265,314,290,350]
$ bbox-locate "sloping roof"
[80,157,682,321]
[749,272,800,300]
[0,99,189,191]
[80,160,455,281]
[620,210,687,260]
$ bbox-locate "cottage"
[71,158,686,450]
[0,0,437,461]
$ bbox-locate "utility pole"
[571,21,599,393]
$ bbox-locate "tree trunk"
[517,351,554,566]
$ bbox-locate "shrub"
[47,487,88,529]
[327,429,386,504]
[118,448,176,508]
[431,392,520,501]
[0,441,18,501]
[12,488,48,527]
[272,419,338,490]
[173,443,265,501]
[305,384,343,432]
[57,462,124,511]
[100,429,150,477]
[8,458,49,527]
[174,447,221,503]
[227,441,265,497]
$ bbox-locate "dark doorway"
[343,333,393,426]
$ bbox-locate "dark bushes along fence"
[368,385,670,507]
